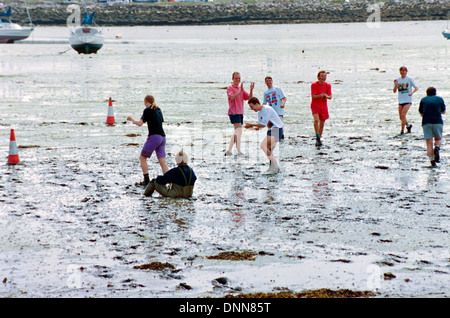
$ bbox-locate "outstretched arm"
[127,116,144,127]
[244,123,265,130]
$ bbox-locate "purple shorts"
[141,134,166,159]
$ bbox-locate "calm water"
[0,21,449,298]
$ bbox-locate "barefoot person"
[245,97,284,174]
[144,150,197,198]
[393,66,418,134]
[226,71,254,156]
[127,95,169,185]
[310,70,332,147]
[418,87,446,167]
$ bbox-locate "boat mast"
[24,0,34,27]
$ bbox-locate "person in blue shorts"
[225,72,254,157]
[419,87,446,167]
[263,76,286,139]
[245,97,284,174]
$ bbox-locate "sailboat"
[443,19,450,39]
[69,11,104,54]
[0,6,34,43]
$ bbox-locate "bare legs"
[260,135,279,172]
[313,114,325,137]
[398,104,412,133]
[227,123,243,154]
[426,137,442,166]
[313,114,325,147]
[139,155,169,178]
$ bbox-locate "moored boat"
[0,7,34,43]
[69,12,104,54]
[443,29,450,40]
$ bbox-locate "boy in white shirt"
[245,97,284,174]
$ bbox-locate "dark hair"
[426,87,436,96]
[265,76,272,81]
[248,97,260,105]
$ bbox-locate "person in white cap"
[144,150,197,198]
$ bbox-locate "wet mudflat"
[0,22,449,298]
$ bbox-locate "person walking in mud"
[144,150,197,198]
[245,97,284,174]
[127,94,169,186]
[418,87,446,167]
[225,71,254,157]
[310,70,332,147]
[263,76,286,140]
[393,66,418,135]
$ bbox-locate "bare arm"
[229,84,244,101]
[312,93,331,100]
[127,116,144,127]
[409,87,419,96]
[244,123,265,130]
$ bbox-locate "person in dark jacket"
[144,150,197,198]
[418,87,446,167]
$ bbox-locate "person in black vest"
[144,150,197,198]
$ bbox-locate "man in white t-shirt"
[393,66,418,134]
[263,76,286,139]
[245,97,284,174]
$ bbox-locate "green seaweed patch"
[206,250,258,261]
[133,262,175,271]
[224,289,377,298]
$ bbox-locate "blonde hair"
[175,150,189,165]
[144,95,157,110]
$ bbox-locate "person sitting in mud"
[144,150,197,198]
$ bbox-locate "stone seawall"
[6,1,450,26]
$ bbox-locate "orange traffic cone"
[106,97,116,126]
[8,129,20,165]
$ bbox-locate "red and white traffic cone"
[106,97,116,126]
[7,129,20,165]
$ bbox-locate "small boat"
[443,20,450,40]
[0,7,34,43]
[69,12,104,54]
[443,30,450,40]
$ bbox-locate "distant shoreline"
[6,1,450,26]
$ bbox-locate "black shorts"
[229,114,243,124]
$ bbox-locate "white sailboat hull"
[0,22,33,43]
[69,27,104,54]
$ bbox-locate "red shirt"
[311,81,332,109]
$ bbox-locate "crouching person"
[144,150,197,198]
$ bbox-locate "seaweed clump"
[224,289,377,298]
[206,250,258,261]
[133,262,175,271]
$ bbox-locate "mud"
[1,23,449,298]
